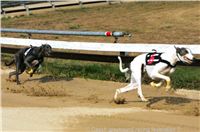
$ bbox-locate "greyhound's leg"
[137,82,148,102]
[30,63,40,77]
[133,73,148,102]
[15,62,21,85]
[9,71,16,79]
[129,61,148,102]
[114,75,137,100]
[114,83,137,100]
[24,56,35,74]
[15,60,27,85]
[151,72,171,91]
[7,71,17,82]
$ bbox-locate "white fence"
[1,37,200,54]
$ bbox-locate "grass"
[42,59,125,82]
[43,59,200,90]
[171,67,200,90]
[1,2,200,44]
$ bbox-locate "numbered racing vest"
[145,51,176,68]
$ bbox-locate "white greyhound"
[114,46,194,102]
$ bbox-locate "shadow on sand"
[146,96,192,107]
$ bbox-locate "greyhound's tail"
[5,59,15,66]
[118,56,129,73]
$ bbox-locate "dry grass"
[2,2,200,44]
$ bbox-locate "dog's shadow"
[23,75,73,84]
[146,96,192,107]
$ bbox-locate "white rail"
[1,37,200,54]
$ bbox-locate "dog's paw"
[29,74,33,77]
[150,82,162,88]
[141,98,149,102]
[165,85,171,91]
[150,82,156,87]
[17,81,21,85]
[167,88,175,93]
[114,98,126,104]
[6,78,11,82]
[137,95,148,102]
[26,68,33,74]
[6,78,16,82]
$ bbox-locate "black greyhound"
[5,44,52,84]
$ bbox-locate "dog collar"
[176,53,182,62]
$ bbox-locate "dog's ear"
[45,43,52,49]
[175,46,181,54]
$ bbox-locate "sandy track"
[2,107,199,132]
[1,69,200,131]
[2,107,136,131]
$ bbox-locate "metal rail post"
[1,9,6,17]
[114,35,130,81]
[107,0,111,5]
[23,4,30,16]
[79,0,83,8]
[49,0,55,9]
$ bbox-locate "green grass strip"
[2,54,200,90]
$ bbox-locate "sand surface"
[1,69,199,132]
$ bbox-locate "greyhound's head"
[175,47,194,64]
[41,44,52,56]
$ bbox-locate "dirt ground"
[1,68,200,132]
